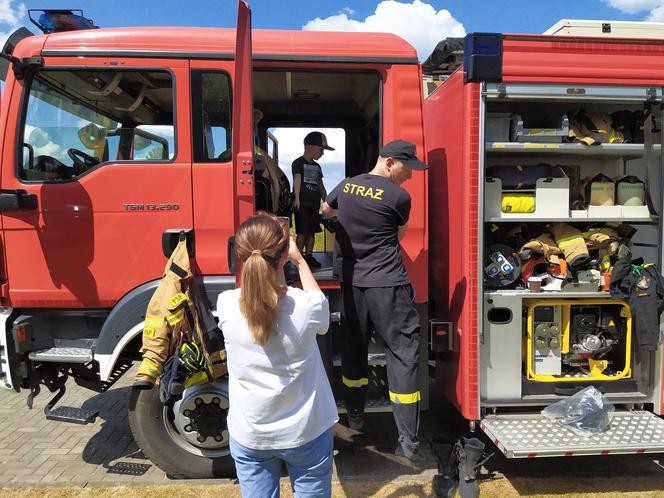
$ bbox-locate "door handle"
[228,236,236,274]
[0,189,37,212]
[162,229,194,257]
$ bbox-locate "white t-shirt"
[217,287,338,450]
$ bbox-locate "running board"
[480,411,664,458]
[337,398,391,414]
[333,353,386,367]
[29,347,92,363]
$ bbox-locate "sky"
[2,0,657,60]
[2,0,660,189]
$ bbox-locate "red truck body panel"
[425,71,480,420]
[502,34,664,86]
[425,34,664,420]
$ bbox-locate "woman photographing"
[217,212,337,497]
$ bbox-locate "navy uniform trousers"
[341,283,421,444]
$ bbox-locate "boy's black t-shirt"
[291,156,323,208]
[326,173,411,287]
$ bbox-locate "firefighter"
[322,139,428,463]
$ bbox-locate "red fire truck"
[1,4,664,479]
[0,4,428,478]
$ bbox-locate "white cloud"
[303,0,465,61]
[0,0,26,46]
[340,7,355,16]
[604,0,664,21]
[649,5,664,20]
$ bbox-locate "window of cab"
[19,69,176,182]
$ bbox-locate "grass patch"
[3,479,664,498]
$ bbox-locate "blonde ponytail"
[235,213,289,345]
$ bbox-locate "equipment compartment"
[526,299,631,383]
[479,83,663,406]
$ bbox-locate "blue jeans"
[230,428,334,498]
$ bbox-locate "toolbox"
[512,114,569,143]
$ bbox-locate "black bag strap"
[575,109,601,133]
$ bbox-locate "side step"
[43,384,98,425]
[480,411,664,458]
[337,398,392,414]
[29,347,92,363]
[46,405,98,425]
[333,353,386,367]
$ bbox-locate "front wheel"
[128,378,235,479]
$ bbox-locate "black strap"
[575,109,601,133]
[169,262,188,278]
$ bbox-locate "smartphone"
[277,216,291,230]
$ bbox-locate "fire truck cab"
[0,5,429,478]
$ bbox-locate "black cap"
[304,131,335,151]
[379,140,428,170]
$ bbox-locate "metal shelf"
[486,142,660,157]
[485,290,610,299]
[485,216,659,223]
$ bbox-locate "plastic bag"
[541,386,615,437]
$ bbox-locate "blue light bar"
[28,9,98,34]
[463,33,503,84]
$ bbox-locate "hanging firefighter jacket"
[610,258,664,352]
[134,234,227,392]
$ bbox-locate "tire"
[128,377,235,479]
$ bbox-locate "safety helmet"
[484,244,521,288]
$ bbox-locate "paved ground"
[0,366,441,488]
[1,367,663,496]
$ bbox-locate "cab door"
[190,0,254,275]
[233,1,255,228]
[0,59,193,307]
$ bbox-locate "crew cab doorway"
[269,126,345,257]
[253,69,381,274]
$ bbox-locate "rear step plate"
[480,411,664,458]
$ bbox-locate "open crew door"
[232,0,254,230]
[480,411,664,458]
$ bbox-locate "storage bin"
[485,168,570,219]
[511,114,569,143]
[485,113,512,142]
[616,176,645,206]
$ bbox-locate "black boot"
[456,437,485,498]
[429,437,459,497]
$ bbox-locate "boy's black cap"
[379,140,428,170]
[304,131,335,151]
